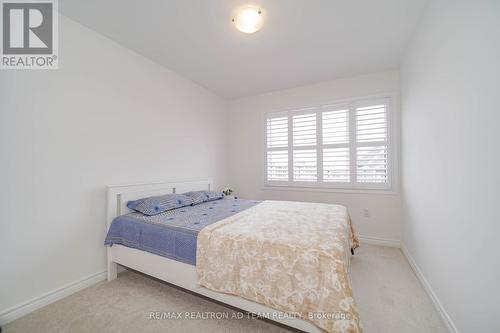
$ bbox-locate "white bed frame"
[106,179,322,333]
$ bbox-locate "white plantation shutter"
[267,116,288,148]
[267,150,288,181]
[266,116,288,181]
[322,109,350,182]
[293,149,317,181]
[356,105,387,142]
[322,109,349,145]
[265,97,392,189]
[292,113,316,146]
[323,148,350,182]
[355,104,389,184]
[356,146,388,183]
[292,113,317,181]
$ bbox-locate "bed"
[105,179,361,333]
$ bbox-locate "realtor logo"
[1,0,58,69]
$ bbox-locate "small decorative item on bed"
[221,187,234,199]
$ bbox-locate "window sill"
[262,184,398,196]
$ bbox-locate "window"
[265,97,392,190]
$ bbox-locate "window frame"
[264,95,397,193]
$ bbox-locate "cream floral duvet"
[196,200,362,333]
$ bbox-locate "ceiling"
[60,0,429,99]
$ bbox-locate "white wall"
[401,1,500,332]
[228,71,401,242]
[0,15,228,319]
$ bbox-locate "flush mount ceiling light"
[232,6,263,34]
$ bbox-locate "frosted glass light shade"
[232,7,263,34]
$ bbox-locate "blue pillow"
[127,193,193,216]
[183,190,223,205]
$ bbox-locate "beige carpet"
[4,244,447,333]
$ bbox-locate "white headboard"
[106,179,212,230]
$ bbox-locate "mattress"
[104,198,260,265]
[197,200,361,332]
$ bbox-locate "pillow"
[183,190,223,205]
[127,193,193,216]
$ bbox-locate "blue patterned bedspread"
[104,198,260,265]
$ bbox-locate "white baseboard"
[400,244,459,333]
[0,270,106,325]
[0,245,459,333]
[358,235,401,247]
